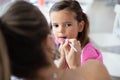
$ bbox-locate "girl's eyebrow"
[61,21,71,23]
[63,22,72,24]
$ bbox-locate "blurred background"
[0,0,120,80]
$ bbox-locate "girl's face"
[50,10,84,44]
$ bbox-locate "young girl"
[49,0,103,69]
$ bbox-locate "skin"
[50,9,84,69]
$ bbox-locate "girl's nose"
[58,26,64,33]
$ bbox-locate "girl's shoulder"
[81,42,103,63]
[82,41,96,52]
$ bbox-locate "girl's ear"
[78,20,85,32]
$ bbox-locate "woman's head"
[0,1,53,79]
[49,0,89,48]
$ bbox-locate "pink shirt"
[81,42,103,64]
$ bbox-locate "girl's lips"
[59,36,67,39]
[54,37,67,46]
[58,37,67,42]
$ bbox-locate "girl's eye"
[65,23,72,27]
[52,24,59,28]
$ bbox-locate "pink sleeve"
[81,44,103,64]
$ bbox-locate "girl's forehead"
[51,9,76,16]
[50,10,76,22]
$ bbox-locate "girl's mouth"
[54,36,67,46]
[58,36,67,43]
[59,36,67,39]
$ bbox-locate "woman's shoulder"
[61,60,111,80]
[80,60,111,80]
[60,69,83,80]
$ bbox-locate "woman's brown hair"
[0,1,51,79]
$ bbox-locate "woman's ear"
[78,20,85,32]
